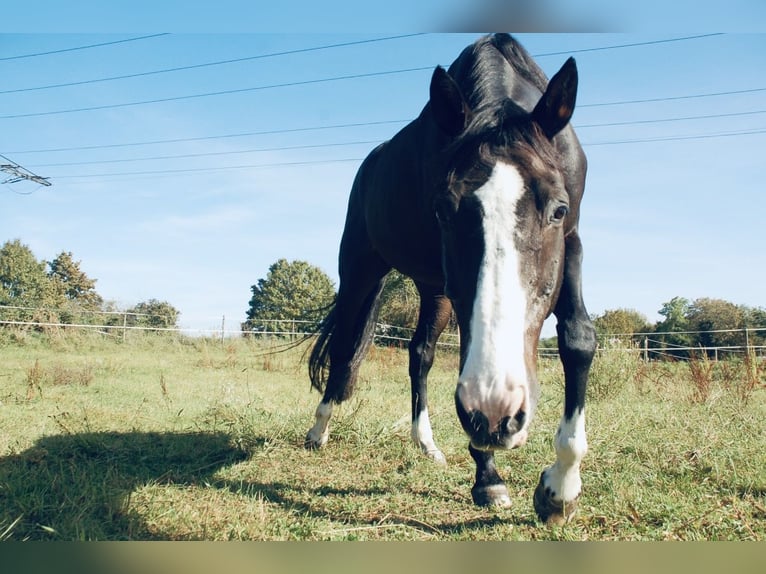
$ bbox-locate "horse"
[304,33,596,525]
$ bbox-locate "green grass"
[0,330,763,540]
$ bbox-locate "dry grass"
[0,331,763,540]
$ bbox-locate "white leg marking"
[543,408,588,502]
[411,408,446,465]
[457,163,531,431]
[306,401,333,448]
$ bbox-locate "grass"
[0,330,764,540]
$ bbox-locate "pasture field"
[0,330,764,541]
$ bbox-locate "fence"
[0,304,177,342]
[1,304,765,360]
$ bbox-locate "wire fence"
[2,304,765,360]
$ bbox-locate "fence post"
[221,315,226,344]
[644,337,648,362]
[122,312,127,343]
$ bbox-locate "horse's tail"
[308,284,385,401]
[308,302,337,394]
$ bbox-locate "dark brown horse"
[305,33,596,525]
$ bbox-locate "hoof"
[533,472,578,525]
[304,430,328,450]
[425,449,447,466]
[472,483,512,508]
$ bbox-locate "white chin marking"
[459,162,529,424]
[411,408,446,464]
[543,408,588,502]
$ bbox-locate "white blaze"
[457,162,529,426]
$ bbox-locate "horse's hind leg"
[305,251,390,450]
[408,283,452,464]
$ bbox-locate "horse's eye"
[551,205,568,222]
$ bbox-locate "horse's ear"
[532,57,578,139]
[430,66,470,137]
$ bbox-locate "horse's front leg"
[469,444,511,508]
[534,232,596,525]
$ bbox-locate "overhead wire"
[0,33,170,61]
[3,32,763,180]
[44,128,766,181]
[29,139,384,168]
[15,108,766,166]
[0,33,427,95]
[0,33,739,120]
[0,66,435,120]
[4,120,410,155]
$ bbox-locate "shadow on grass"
[214,448,540,538]
[0,431,247,540]
[1,429,539,540]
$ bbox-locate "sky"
[1,21,765,336]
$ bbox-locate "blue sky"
[1,30,765,336]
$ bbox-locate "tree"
[686,297,745,357]
[127,299,180,330]
[591,308,652,340]
[47,251,102,308]
[652,296,693,358]
[0,239,55,322]
[243,259,336,334]
[377,270,420,341]
[742,305,766,349]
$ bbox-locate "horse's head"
[429,57,580,451]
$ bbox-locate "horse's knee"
[558,318,596,365]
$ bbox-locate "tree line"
[0,239,180,330]
[586,298,766,359]
[5,242,761,355]
[243,259,766,359]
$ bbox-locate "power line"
[29,140,383,168]
[5,119,410,155]
[4,74,763,121]
[0,153,51,187]
[0,35,749,119]
[532,33,724,57]
[576,109,766,129]
[25,109,766,169]
[0,66,434,120]
[49,158,364,179]
[0,33,714,95]
[0,34,427,95]
[584,127,766,146]
[18,108,766,165]
[45,127,766,180]
[580,87,766,108]
[0,33,170,62]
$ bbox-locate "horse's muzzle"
[455,392,528,450]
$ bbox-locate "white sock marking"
[306,400,332,447]
[543,408,588,501]
[411,407,446,464]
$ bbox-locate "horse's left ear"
[430,66,471,137]
[532,57,578,139]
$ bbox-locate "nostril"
[500,410,526,436]
[514,409,526,429]
[469,411,490,435]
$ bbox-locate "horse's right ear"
[429,66,470,137]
